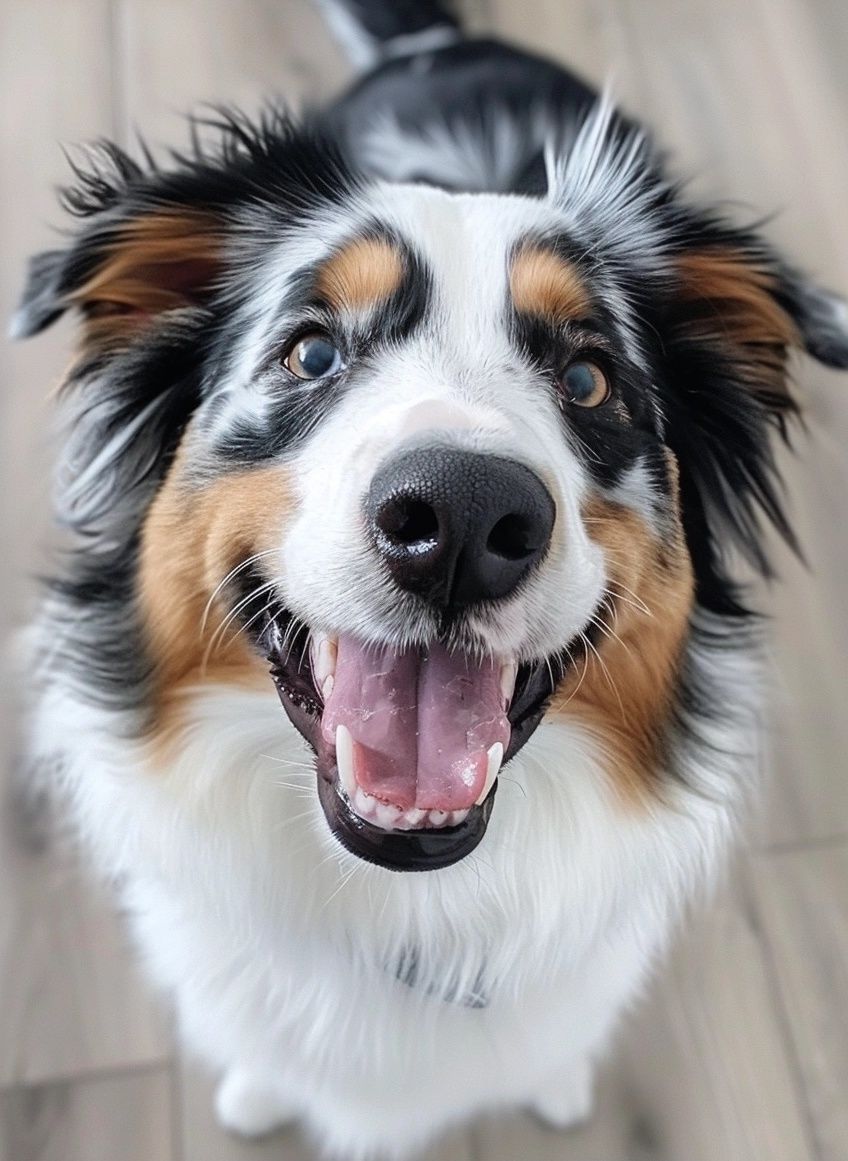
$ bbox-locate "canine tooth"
[335,725,356,798]
[429,810,448,827]
[354,787,372,816]
[500,660,518,708]
[321,674,335,701]
[311,634,338,695]
[475,741,504,806]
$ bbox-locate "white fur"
[22,163,766,1158]
[18,95,776,1158]
[28,617,758,1160]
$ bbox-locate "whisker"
[606,579,652,617]
[272,783,316,796]
[581,631,628,722]
[260,754,314,770]
[271,807,321,835]
[200,549,281,632]
[589,612,633,660]
[557,638,591,707]
[321,862,361,911]
[499,775,527,800]
[201,577,283,675]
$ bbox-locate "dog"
[12,1,848,1157]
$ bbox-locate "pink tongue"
[320,637,510,811]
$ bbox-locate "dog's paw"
[214,1068,298,1139]
[529,1058,594,1131]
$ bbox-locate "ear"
[673,244,848,407]
[660,239,848,592]
[10,249,70,338]
[11,208,222,346]
[780,275,848,369]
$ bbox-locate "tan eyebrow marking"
[509,244,591,323]
[314,236,406,312]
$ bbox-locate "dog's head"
[16,108,848,871]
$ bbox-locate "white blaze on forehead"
[273,183,607,663]
[370,181,574,331]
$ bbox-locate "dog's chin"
[263,610,568,873]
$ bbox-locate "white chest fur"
[31,659,752,1157]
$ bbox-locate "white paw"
[529,1059,594,1130]
[214,1068,298,1139]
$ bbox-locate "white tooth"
[311,634,338,695]
[354,787,372,817]
[321,674,335,701]
[500,661,518,708]
[375,802,403,829]
[447,809,469,826]
[335,725,356,798]
[405,808,426,827]
[429,810,448,827]
[476,741,504,805]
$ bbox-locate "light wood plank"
[749,843,848,1161]
[576,0,848,848]
[2,2,847,1160]
[474,880,814,1161]
[115,0,350,151]
[483,0,626,95]
[0,0,172,1090]
[0,1066,174,1161]
[178,1053,473,1161]
[0,780,171,1086]
[0,0,116,638]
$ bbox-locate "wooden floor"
[1,1,847,1158]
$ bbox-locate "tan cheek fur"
[549,461,694,806]
[138,446,295,758]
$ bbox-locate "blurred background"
[1,2,846,1159]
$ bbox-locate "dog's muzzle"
[265,448,566,872]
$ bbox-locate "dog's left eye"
[559,361,610,408]
[283,332,346,380]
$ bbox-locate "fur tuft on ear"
[10,107,359,348]
[656,233,847,610]
[782,276,848,369]
[11,210,223,347]
[10,250,70,339]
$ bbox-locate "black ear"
[10,249,71,338]
[782,273,848,369]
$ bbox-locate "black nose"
[365,448,556,609]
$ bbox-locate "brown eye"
[559,361,610,408]
[283,332,345,380]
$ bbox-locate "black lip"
[251,579,573,871]
[316,764,498,871]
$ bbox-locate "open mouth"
[264,613,567,872]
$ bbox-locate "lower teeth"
[345,790,470,832]
[335,723,475,832]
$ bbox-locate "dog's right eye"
[283,332,346,381]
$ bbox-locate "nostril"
[486,513,537,561]
[377,498,440,548]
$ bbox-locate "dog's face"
[16,111,848,871]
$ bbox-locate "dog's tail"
[316,0,463,71]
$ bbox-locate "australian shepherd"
[12,1,848,1157]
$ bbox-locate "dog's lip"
[265,612,566,871]
[315,756,499,872]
